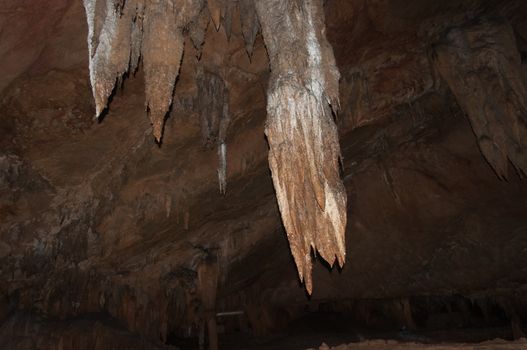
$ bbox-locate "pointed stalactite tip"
[207,0,221,31]
[337,253,345,269]
[305,274,313,296]
[94,103,106,121]
[152,119,164,143]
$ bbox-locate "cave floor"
[171,326,526,350]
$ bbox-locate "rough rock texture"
[1,0,527,348]
[432,17,527,178]
[83,0,204,140]
[83,0,347,292]
[196,67,230,193]
[255,0,346,294]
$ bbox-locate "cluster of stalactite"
[84,0,196,141]
[432,18,527,178]
[83,0,346,293]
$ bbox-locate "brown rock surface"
[1,0,527,348]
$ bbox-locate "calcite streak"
[255,0,346,294]
[433,18,527,178]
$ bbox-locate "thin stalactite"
[196,67,230,194]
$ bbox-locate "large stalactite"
[254,0,346,294]
[82,0,347,293]
[432,18,527,178]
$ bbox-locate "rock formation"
[1,0,527,348]
[254,0,346,294]
[82,0,347,293]
[431,17,527,179]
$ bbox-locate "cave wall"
[1,0,527,347]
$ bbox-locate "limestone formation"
[254,0,346,294]
[82,0,347,293]
[83,0,204,141]
[196,67,230,194]
[3,0,527,348]
[432,18,527,178]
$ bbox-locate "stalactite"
[83,0,204,141]
[142,0,184,142]
[84,0,347,293]
[432,18,527,178]
[238,0,259,59]
[222,0,235,41]
[255,0,346,294]
[129,3,144,74]
[83,0,135,117]
[197,67,230,193]
[188,5,210,56]
[207,0,222,31]
[218,142,227,195]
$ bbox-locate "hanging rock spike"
[255,0,347,294]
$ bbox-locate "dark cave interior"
[1,0,527,349]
